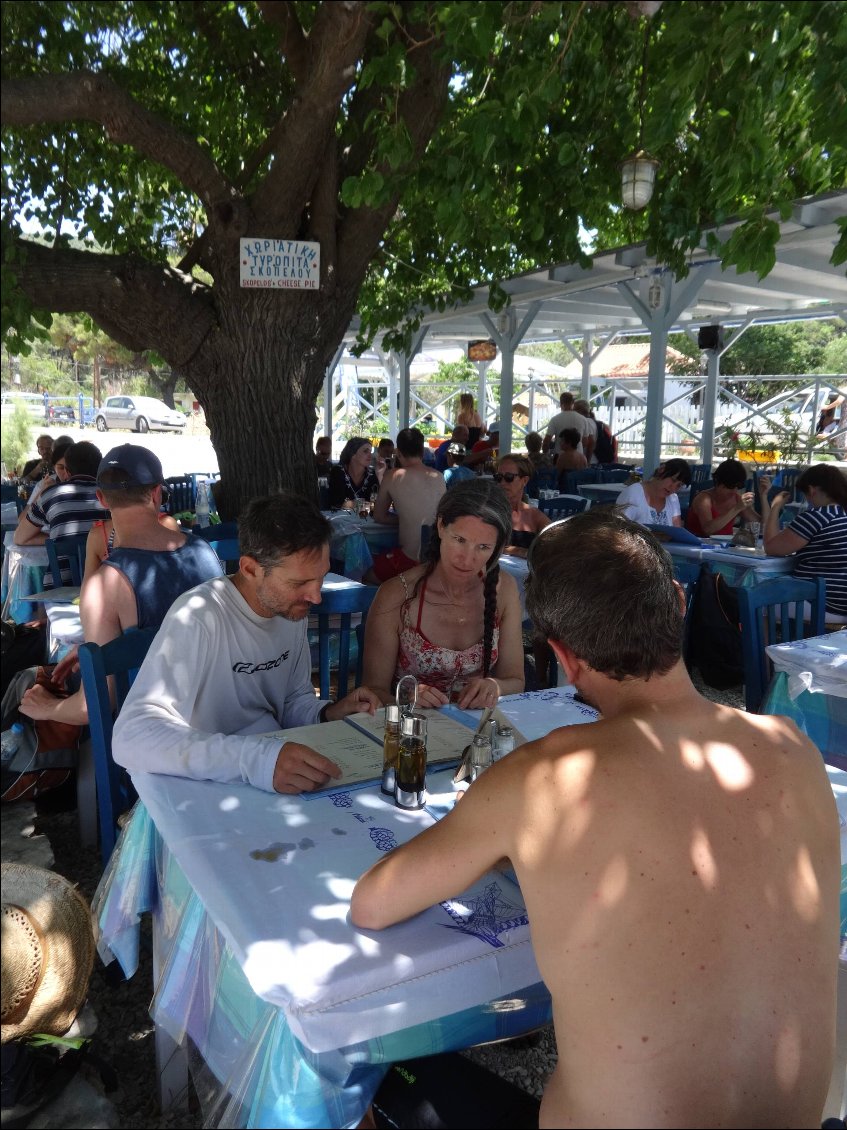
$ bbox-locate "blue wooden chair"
[526,466,558,499]
[203,536,240,575]
[78,628,157,865]
[45,532,89,586]
[539,494,589,520]
[559,467,601,495]
[672,559,702,667]
[689,463,713,485]
[314,585,377,700]
[597,468,631,484]
[737,576,826,713]
[193,520,238,543]
[164,475,195,515]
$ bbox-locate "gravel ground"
[21,670,743,1129]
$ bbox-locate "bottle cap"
[400,713,427,740]
[384,705,401,725]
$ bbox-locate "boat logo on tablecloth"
[439,881,527,948]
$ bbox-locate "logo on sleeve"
[232,649,290,674]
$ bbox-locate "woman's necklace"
[428,575,479,625]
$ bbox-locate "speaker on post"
[698,325,723,351]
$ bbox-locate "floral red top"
[393,575,500,693]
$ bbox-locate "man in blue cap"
[18,444,223,727]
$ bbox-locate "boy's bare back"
[508,701,839,1128]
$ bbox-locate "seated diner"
[493,453,550,557]
[685,458,757,537]
[758,464,847,620]
[362,479,524,710]
[616,458,691,528]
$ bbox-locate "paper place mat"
[28,586,82,603]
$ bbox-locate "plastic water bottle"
[195,479,211,528]
[1,723,25,766]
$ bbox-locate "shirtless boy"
[352,509,840,1128]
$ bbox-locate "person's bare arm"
[352,762,514,930]
[760,487,807,556]
[542,432,554,453]
[690,490,755,536]
[372,470,398,525]
[582,426,595,462]
[13,514,46,545]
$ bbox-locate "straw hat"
[1,863,94,1043]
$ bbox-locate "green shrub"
[1,403,33,474]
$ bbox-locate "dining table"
[1,532,50,622]
[323,512,398,581]
[761,630,847,770]
[91,687,595,1129]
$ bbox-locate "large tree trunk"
[183,288,355,518]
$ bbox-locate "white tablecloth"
[766,631,847,700]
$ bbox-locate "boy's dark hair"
[49,438,74,467]
[377,438,395,453]
[525,431,543,454]
[238,492,331,570]
[526,509,683,681]
[711,459,747,489]
[64,441,102,478]
[558,428,581,450]
[396,427,425,459]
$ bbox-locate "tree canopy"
[1,1,845,504]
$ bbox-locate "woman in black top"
[327,437,379,509]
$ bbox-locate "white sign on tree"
[239,238,320,290]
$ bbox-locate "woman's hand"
[414,682,449,709]
[758,475,773,496]
[458,677,499,710]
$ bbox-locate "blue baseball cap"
[97,444,164,487]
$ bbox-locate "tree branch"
[250,1,371,229]
[257,1,310,84]
[336,37,451,291]
[309,137,339,292]
[1,71,241,224]
[10,238,217,367]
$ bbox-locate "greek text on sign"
[239,239,320,290]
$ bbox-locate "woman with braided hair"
[362,480,524,710]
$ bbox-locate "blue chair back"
[539,494,589,520]
[420,523,433,559]
[526,467,558,499]
[193,521,238,543]
[737,576,826,713]
[164,475,195,515]
[559,467,601,495]
[45,532,89,587]
[597,468,631,484]
[315,585,377,700]
[78,628,157,864]
[1,483,16,504]
[205,536,240,575]
[690,463,713,485]
[672,560,702,667]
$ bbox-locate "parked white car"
[95,395,186,433]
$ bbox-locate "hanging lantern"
[620,150,659,210]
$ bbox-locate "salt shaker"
[395,713,427,809]
[494,724,515,762]
[380,705,401,796]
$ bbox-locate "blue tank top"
[101,537,223,630]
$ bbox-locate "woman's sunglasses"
[493,472,521,484]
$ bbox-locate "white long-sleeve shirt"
[113,575,326,792]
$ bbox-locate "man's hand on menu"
[273,743,342,793]
[323,685,381,721]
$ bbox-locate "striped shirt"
[27,476,109,539]
[788,505,847,615]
